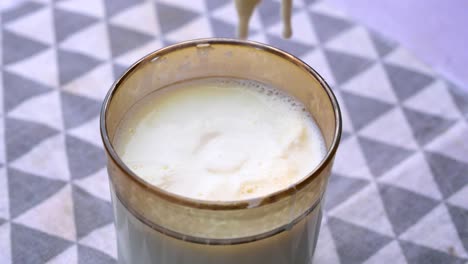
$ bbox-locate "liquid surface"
[114,78,326,201]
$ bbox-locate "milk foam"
[114,78,326,201]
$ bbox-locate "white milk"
[112,77,327,264]
[114,78,326,202]
[236,0,292,38]
[112,188,323,264]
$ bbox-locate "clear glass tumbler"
[100,38,342,264]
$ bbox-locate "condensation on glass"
[100,39,342,264]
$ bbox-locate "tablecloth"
[0,0,467,263]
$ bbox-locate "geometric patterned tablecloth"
[0,0,467,263]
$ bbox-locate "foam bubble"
[209,78,316,117]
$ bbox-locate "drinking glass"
[100,38,342,264]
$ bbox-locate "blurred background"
[330,0,468,91]
[0,0,467,263]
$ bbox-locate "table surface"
[0,0,467,263]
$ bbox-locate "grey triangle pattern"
[66,135,106,179]
[72,186,113,239]
[369,31,397,57]
[325,173,369,210]
[78,244,116,264]
[384,63,435,101]
[105,0,144,17]
[161,38,178,47]
[2,29,49,65]
[1,0,468,262]
[155,2,200,34]
[11,223,73,264]
[205,0,230,11]
[257,0,283,28]
[378,183,438,235]
[266,34,314,57]
[403,107,456,146]
[341,91,393,131]
[399,241,466,264]
[108,24,154,57]
[210,17,237,38]
[113,63,128,79]
[328,217,392,264]
[1,2,44,23]
[8,168,66,218]
[3,71,52,111]
[54,8,99,42]
[5,117,59,162]
[309,11,352,43]
[57,49,102,85]
[61,92,101,129]
[447,204,468,253]
[305,0,319,5]
[324,49,373,84]
[359,136,413,177]
[340,130,351,141]
[448,83,468,117]
[425,152,468,198]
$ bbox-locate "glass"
[100,38,342,264]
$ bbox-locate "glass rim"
[100,38,342,211]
